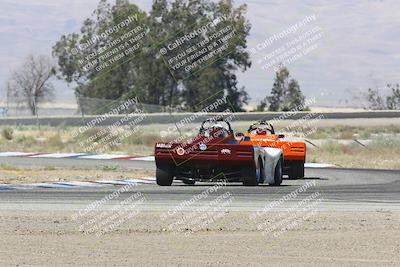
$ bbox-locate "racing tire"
[288,161,305,180]
[270,158,283,186]
[258,158,265,184]
[156,167,174,186]
[242,158,262,186]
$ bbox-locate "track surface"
[0,157,399,212]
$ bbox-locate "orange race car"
[239,121,306,179]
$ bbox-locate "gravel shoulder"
[0,166,152,184]
[0,211,399,266]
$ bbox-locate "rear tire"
[156,167,174,186]
[242,158,262,186]
[270,158,283,186]
[288,161,305,179]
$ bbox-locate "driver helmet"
[256,129,267,135]
[209,124,226,138]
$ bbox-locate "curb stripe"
[0,152,40,157]
[77,154,131,160]
[30,153,89,158]
[113,156,147,160]
[129,156,155,161]
[305,163,336,168]
[91,180,138,185]
[52,182,81,187]
[0,184,17,190]
[34,183,79,188]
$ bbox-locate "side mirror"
[278,134,285,138]
[235,132,244,137]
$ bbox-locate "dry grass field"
[1,123,400,170]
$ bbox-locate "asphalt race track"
[2,111,400,126]
[0,157,399,212]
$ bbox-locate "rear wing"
[155,142,255,166]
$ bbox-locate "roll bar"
[199,117,234,135]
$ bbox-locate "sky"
[0,0,399,108]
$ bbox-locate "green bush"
[48,134,64,149]
[78,127,105,143]
[123,131,161,146]
[16,135,36,145]
[1,128,14,140]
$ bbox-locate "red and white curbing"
[0,177,178,191]
[0,152,155,161]
[304,163,336,168]
[0,152,336,167]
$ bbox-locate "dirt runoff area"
[0,211,399,266]
[0,167,153,184]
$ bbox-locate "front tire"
[270,158,283,186]
[156,167,174,186]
